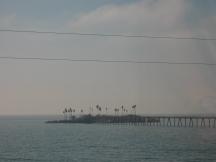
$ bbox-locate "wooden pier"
[46,115,216,128]
[133,115,216,128]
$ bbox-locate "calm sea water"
[0,116,216,162]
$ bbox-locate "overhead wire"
[0,29,215,40]
[0,56,215,65]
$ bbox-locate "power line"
[0,56,216,66]
[0,29,216,40]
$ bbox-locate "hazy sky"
[0,0,216,115]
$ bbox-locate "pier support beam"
[201,118,205,127]
[214,118,216,128]
[167,117,171,127]
[177,118,183,127]
[189,117,193,127]
[209,119,211,128]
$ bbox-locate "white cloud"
[0,0,216,115]
[68,0,188,34]
[63,0,216,114]
[0,14,16,27]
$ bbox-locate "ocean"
[0,116,216,162]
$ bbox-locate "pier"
[46,105,216,128]
[46,115,216,128]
